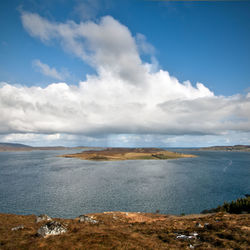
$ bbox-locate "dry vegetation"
[61,147,196,161]
[0,212,249,249]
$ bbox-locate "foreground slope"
[0,212,249,249]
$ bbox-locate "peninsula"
[60,147,196,161]
[197,145,250,152]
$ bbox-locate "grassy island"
[60,147,196,161]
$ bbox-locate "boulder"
[37,221,67,237]
[79,215,98,224]
[176,232,198,240]
[36,214,52,223]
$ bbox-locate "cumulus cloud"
[0,12,249,144]
[32,59,69,80]
[21,11,147,84]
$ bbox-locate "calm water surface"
[0,149,249,218]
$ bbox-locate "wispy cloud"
[73,0,100,20]
[32,59,69,80]
[72,0,113,20]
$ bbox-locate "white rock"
[79,215,98,224]
[11,225,24,231]
[176,235,190,240]
[176,232,198,240]
[37,221,67,237]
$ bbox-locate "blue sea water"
[0,149,249,218]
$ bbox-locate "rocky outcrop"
[36,214,52,223]
[37,221,67,237]
[79,215,98,224]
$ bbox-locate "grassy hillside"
[0,212,249,249]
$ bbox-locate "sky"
[0,0,250,147]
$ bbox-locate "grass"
[0,212,249,249]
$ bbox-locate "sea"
[0,149,249,218]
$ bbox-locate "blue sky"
[0,0,250,147]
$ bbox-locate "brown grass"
[60,147,196,161]
[0,212,249,249]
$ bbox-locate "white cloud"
[32,59,69,80]
[136,33,155,56]
[72,0,101,20]
[0,12,249,146]
[21,11,147,85]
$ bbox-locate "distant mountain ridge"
[1,143,249,152]
[0,142,100,152]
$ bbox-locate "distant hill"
[198,145,250,152]
[0,142,32,148]
[0,143,68,152]
[0,142,99,152]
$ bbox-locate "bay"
[0,149,249,218]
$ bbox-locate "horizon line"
[147,0,250,2]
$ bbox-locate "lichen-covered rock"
[36,214,52,223]
[79,215,98,224]
[11,225,24,231]
[37,221,67,237]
